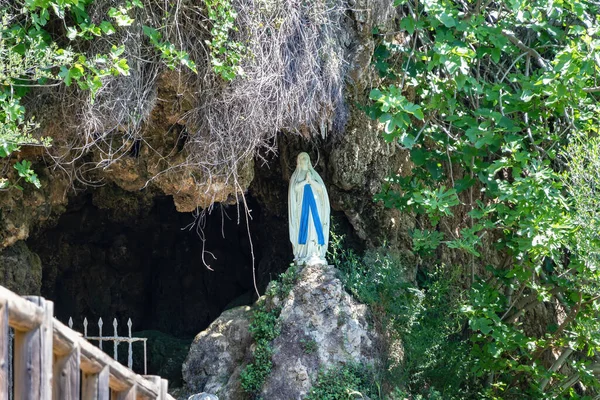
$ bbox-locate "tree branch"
[501,29,548,69]
[539,347,574,391]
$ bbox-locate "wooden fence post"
[14,297,53,400]
[144,375,165,400]
[160,379,169,400]
[0,286,177,400]
[0,304,8,400]
[81,366,110,400]
[112,383,137,400]
[53,343,80,400]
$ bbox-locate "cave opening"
[19,146,362,384]
[27,188,291,341]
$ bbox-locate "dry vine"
[18,0,351,287]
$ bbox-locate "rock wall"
[181,263,380,400]
[0,240,42,295]
[0,0,405,252]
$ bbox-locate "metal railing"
[69,317,148,374]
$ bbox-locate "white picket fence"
[69,317,148,374]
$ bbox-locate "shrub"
[328,233,476,399]
[306,364,377,400]
[367,0,600,396]
[240,265,298,397]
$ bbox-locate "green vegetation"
[329,234,474,398]
[306,364,377,400]
[240,265,298,397]
[366,0,600,397]
[300,338,318,354]
[239,303,279,395]
[204,0,245,80]
[0,0,193,189]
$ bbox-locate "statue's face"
[297,153,310,170]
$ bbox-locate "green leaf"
[142,25,160,41]
[99,21,116,35]
[0,142,20,158]
[13,160,41,188]
[66,26,78,40]
[454,177,476,193]
[400,17,416,35]
[439,12,456,28]
[113,58,130,75]
[369,88,383,101]
[108,7,134,26]
[491,47,501,63]
[471,317,493,334]
[410,147,428,166]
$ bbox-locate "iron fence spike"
[114,318,118,361]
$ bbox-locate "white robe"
[288,153,330,265]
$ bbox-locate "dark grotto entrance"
[28,190,289,338]
[24,182,291,386]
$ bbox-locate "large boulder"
[182,306,253,399]
[260,263,379,399]
[181,264,380,399]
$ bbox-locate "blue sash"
[298,184,325,245]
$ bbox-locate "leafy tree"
[0,0,194,189]
[368,0,600,397]
[1,1,128,188]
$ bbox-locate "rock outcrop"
[182,263,380,400]
[0,0,404,251]
[182,306,254,399]
[0,240,42,295]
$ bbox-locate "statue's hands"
[306,173,312,184]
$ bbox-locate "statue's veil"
[288,152,330,258]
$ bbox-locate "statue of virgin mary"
[288,152,330,265]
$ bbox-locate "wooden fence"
[0,285,175,400]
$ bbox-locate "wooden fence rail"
[0,285,175,400]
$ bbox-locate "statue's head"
[296,152,311,170]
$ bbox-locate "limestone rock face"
[0,168,70,250]
[89,70,255,213]
[260,263,379,399]
[182,306,253,399]
[0,240,42,295]
[0,0,402,250]
[182,264,380,400]
[187,394,219,400]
